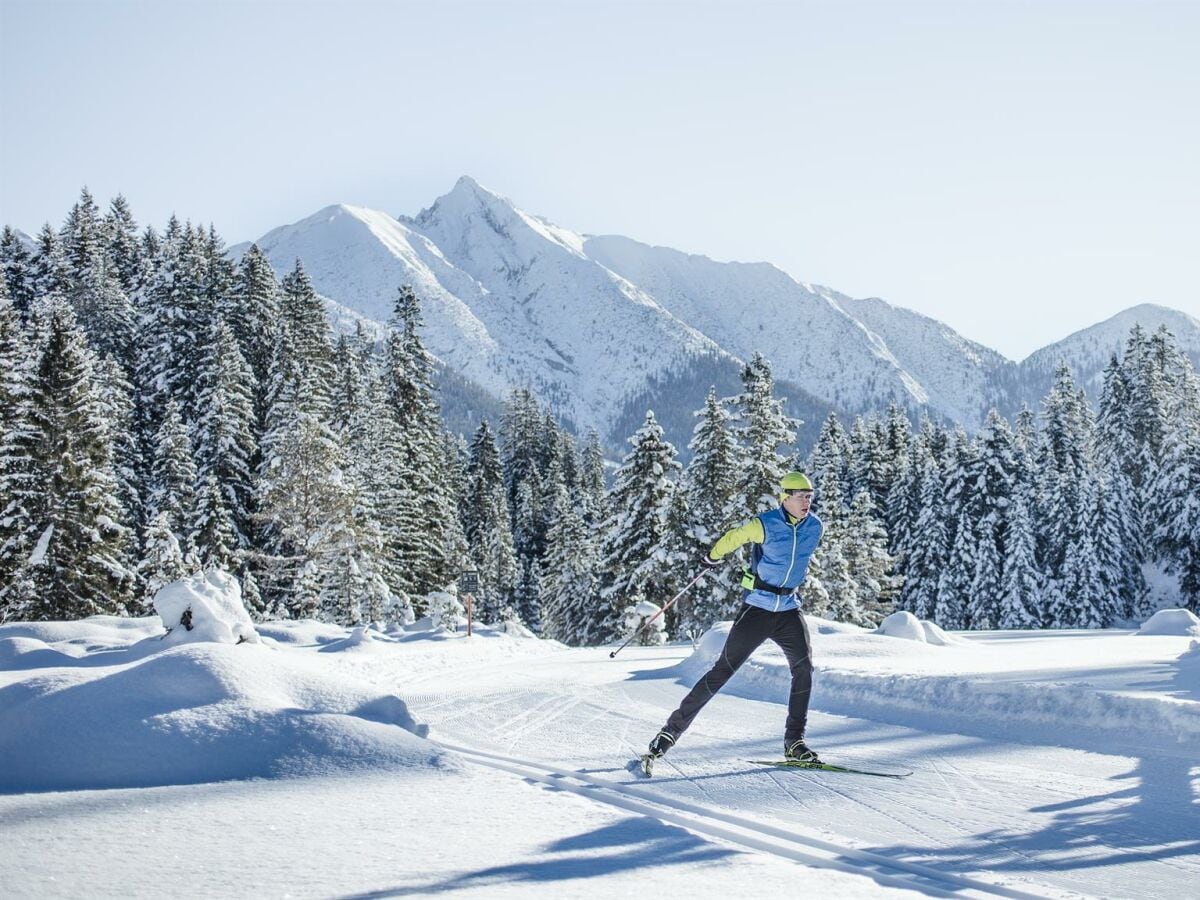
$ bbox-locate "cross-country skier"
[644,472,824,767]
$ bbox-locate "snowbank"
[678,618,1200,754]
[875,610,966,645]
[153,570,259,645]
[0,623,452,792]
[1137,608,1200,637]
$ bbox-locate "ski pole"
[609,569,709,659]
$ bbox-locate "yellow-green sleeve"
[708,518,765,559]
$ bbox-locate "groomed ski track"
[439,741,1047,898]
[352,641,1199,899]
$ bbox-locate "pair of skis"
[635,754,911,779]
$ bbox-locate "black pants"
[664,603,813,745]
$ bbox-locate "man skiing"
[643,472,824,771]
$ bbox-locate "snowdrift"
[680,618,1200,754]
[0,573,454,792]
[1137,608,1200,637]
[875,610,966,645]
[153,570,259,645]
[0,639,446,792]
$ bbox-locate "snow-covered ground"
[3,590,1199,898]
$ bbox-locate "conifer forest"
[2,190,1198,642]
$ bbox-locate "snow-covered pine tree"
[540,499,599,645]
[228,244,280,435]
[92,355,142,554]
[897,446,947,620]
[1052,469,1108,628]
[29,224,71,299]
[807,465,854,621]
[881,404,914,555]
[380,285,449,597]
[1149,349,1200,611]
[935,506,975,630]
[101,194,144,297]
[847,415,891,512]
[996,487,1042,628]
[672,387,743,638]
[501,388,545,529]
[808,412,850,513]
[255,410,360,620]
[462,420,518,623]
[136,511,193,613]
[7,300,132,619]
[967,512,1003,629]
[579,428,608,527]
[279,260,335,419]
[596,411,680,643]
[728,353,797,517]
[318,466,393,627]
[192,473,239,572]
[135,224,212,429]
[59,188,103,279]
[191,322,257,550]
[0,226,37,318]
[1036,364,1093,609]
[0,286,34,600]
[147,399,197,544]
[841,488,901,626]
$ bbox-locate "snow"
[2,610,1199,897]
[28,523,52,565]
[1137,607,1200,636]
[152,569,259,645]
[875,611,968,645]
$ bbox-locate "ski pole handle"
[609,569,709,659]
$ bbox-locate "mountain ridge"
[233,177,1200,446]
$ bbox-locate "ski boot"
[783,738,821,764]
[636,730,676,777]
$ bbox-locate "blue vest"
[745,507,823,612]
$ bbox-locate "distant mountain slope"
[232,177,1198,443]
[830,291,1018,423]
[1017,304,1200,404]
[583,235,932,416]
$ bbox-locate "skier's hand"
[700,553,723,569]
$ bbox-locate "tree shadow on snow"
[335,817,740,898]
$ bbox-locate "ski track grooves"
[436,740,1057,899]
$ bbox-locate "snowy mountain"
[243,180,722,435]
[1016,304,1200,405]
[238,178,1198,441]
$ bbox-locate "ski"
[747,759,912,778]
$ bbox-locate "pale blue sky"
[2,0,1196,359]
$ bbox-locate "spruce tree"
[0,287,34,597]
[840,489,900,625]
[463,420,518,622]
[7,301,132,619]
[900,448,948,620]
[102,194,144,296]
[136,511,192,613]
[996,489,1042,628]
[192,322,257,548]
[147,399,197,544]
[29,224,71,299]
[673,388,743,637]
[729,353,797,517]
[0,226,36,318]
[596,411,680,643]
